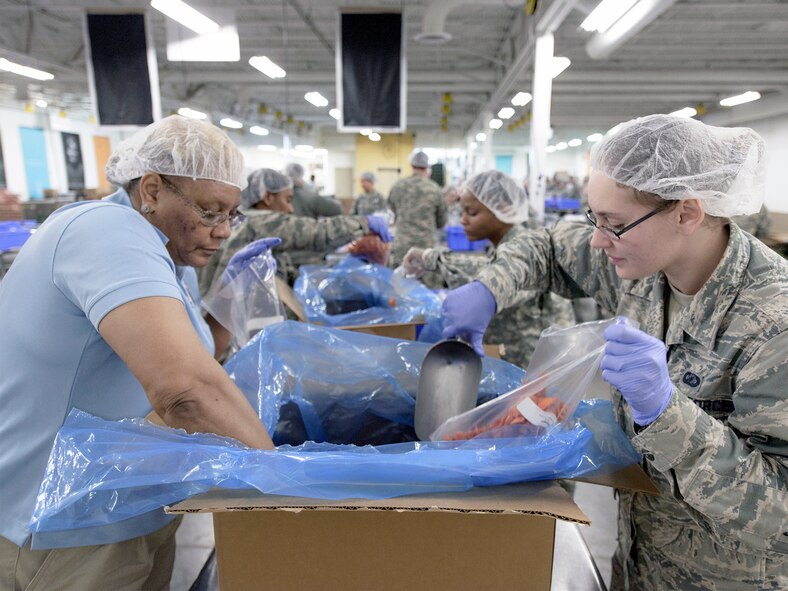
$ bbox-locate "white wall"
[736,115,788,214]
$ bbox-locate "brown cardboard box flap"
[572,463,660,495]
[274,276,307,321]
[167,480,590,525]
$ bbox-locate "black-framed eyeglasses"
[159,174,245,228]
[585,204,670,240]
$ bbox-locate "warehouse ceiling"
[1,0,787,144]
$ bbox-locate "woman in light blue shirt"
[0,115,274,590]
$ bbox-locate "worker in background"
[388,150,447,288]
[443,184,462,226]
[286,162,342,218]
[0,115,274,589]
[199,168,393,295]
[732,204,772,240]
[401,170,575,368]
[439,114,787,590]
[350,171,388,216]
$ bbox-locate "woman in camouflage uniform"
[440,115,787,590]
[401,170,575,369]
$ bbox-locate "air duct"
[415,0,525,45]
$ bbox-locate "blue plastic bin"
[446,225,489,252]
[0,220,38,252]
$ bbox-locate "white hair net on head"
[105,115,245,189]
[590,114,766,217]
[240,168,292,209]
[464,170,528,224]
[286,162,305,180]
[360,171,376,183]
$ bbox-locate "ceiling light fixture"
[219,117,242,129]
[36,99,48,108]
[177,107,207,120]
[470,141,478,150]
[719,91,761,107]
[511,92,532,106]
[304,91,328,107]
[555,142,568,150]
[669,107,697,118]
[0,57,54,81]
[295,144,313,151]
[360,129,371,136]
[568,138,582,147]
[249,125,269,136]
[329,108,340,120]
[248,56,286,79]
[489,118,503,129]
[580,0,639,33]
[257,144,277,152]
[368,133,381,142]
[498,107,515,119]
[546,145,556,153]
[551,57,571,79]
[476,132,487,142]
[150,0,219,35]
[586,132,603,142]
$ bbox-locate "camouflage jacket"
[476,221,788,590]
[388,174,447,265]
[350,190,387,216]
[423,225,575,369]
[292,184,343,219]
[732,206,771,240]
[198,209,367,294]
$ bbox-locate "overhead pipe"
[585,0,678,59]
[415,0,525,45]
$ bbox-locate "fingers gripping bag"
[202,249,286,348]
[431,318,633,441]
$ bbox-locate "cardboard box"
[168,466,657,591]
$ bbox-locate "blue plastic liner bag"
[224,321,525,446]
[293,257,441,326]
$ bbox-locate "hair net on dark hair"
[463,170,528,224]
[286,162,305,180]
[241,168,293,209]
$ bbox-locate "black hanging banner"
[61,132,85,191]
[337,12,405,132]
[85,13,160,126]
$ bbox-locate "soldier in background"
[388,150,447,288]
[351,171,388,216]
[286,163,342,219]
[401,170,575,369]
[199,168,392,292]
[732,204,771,240]
[439,114,787,590]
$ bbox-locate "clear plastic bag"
[202,250,286,348]
[293,257,441,327]
[431,318,631,441]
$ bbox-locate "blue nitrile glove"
[441,281,497,356]
[366,215,394,242]
[600,319,673,426]
[222,237,282,283]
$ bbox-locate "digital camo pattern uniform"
[475,221,788,591]
[292,184,343,218]
[351,190,387,216]
[422,224,575,369]
[198,209,367,294]
[732,206,772,240]
[388,174,447,288]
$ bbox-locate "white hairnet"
[464,170,528,224]
[590,114,766,217]
[105,115,245,189]
[410,151,429,168]
[286,162,305,180]
[360,171,376,183]
[240,168,292,209]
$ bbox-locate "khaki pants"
[0,517,181,591]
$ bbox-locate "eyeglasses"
[585,204,669,240]
[159,174,245,228]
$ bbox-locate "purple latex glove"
[222,237,282,283]
[365,215,394,243]
[600,320,673,426]
[441,281,497,356]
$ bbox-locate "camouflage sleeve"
[313,195,343,217]
[280,214,367,252]
[423,248,488,288]
[633,330,788,554]
[198,221,256,296]
[475,221,621,314]
[435,194,448,229]
[388,187,400,218]
[350,198,359,215]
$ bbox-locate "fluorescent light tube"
[551,57,571,79]
[360,129,371,136]
[719,91,761,107]
[498,107,515,119]
[249,126,269,136]
[304,92,328,107]
[257,145,277,152]
[150,0,219,35]
[0,58,54,81]
[489,118,503,129]
[568,138,582,147]
[580,0,639,33]
[546,145,556,153]
[586,133,603,142]
[219,117,242,129]
[368,133,381,142]
[295,144,313,151]
[329,108,340,120]
[36,99,48,108]
[555,142,568,150]
[669,107,697,118]
[177,107,207,120]
[476,132,487,142]
[511,92,532,106]
[248,56,286,79]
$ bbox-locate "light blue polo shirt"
[0,189,214,549]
